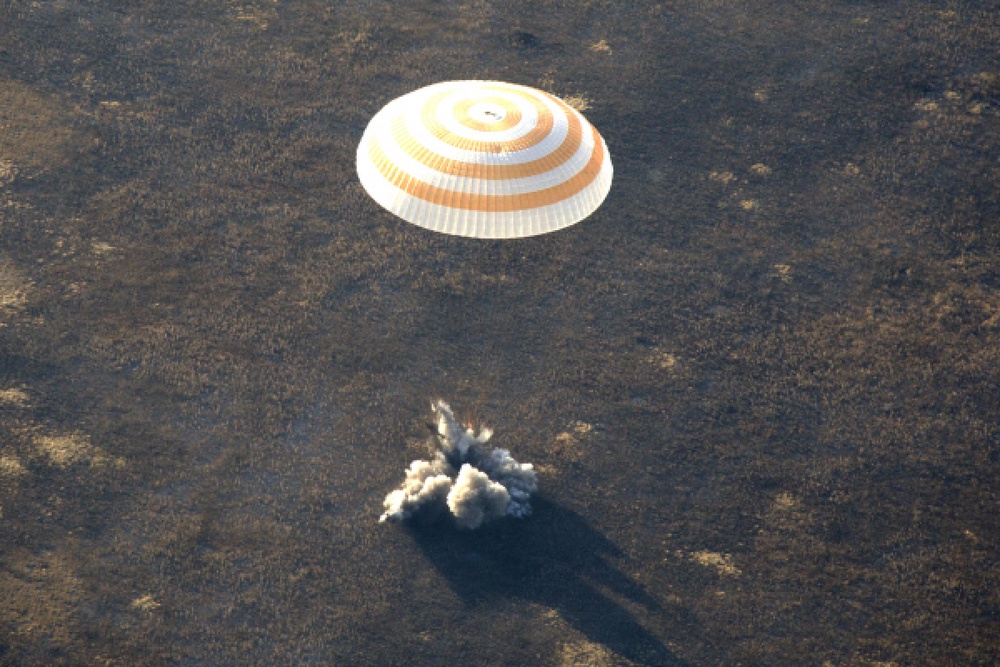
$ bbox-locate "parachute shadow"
[406,495,692,667]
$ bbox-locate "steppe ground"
[1,1,997,665]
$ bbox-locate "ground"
[0,1,997,665]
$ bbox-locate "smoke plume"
[380,401,537,529]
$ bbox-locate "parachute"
[357,80,613,239]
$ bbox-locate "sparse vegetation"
[0,1,996,665]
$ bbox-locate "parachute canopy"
[356,80,613,239]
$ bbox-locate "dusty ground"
[1,1,997,665]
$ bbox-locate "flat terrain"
[1,1,997,665]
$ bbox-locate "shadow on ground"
[407,496,691,667]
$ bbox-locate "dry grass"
[34,433,124,469]
[0,453,27,480]
[690,550,742,577]
[562,95,592,112]
[0,259,29,321]
[0,386,30,407]
[0,79,82,170]
[0,1,996,665]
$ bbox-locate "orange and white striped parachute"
[356,81,613,239]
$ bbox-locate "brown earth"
[0,1,997,665]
